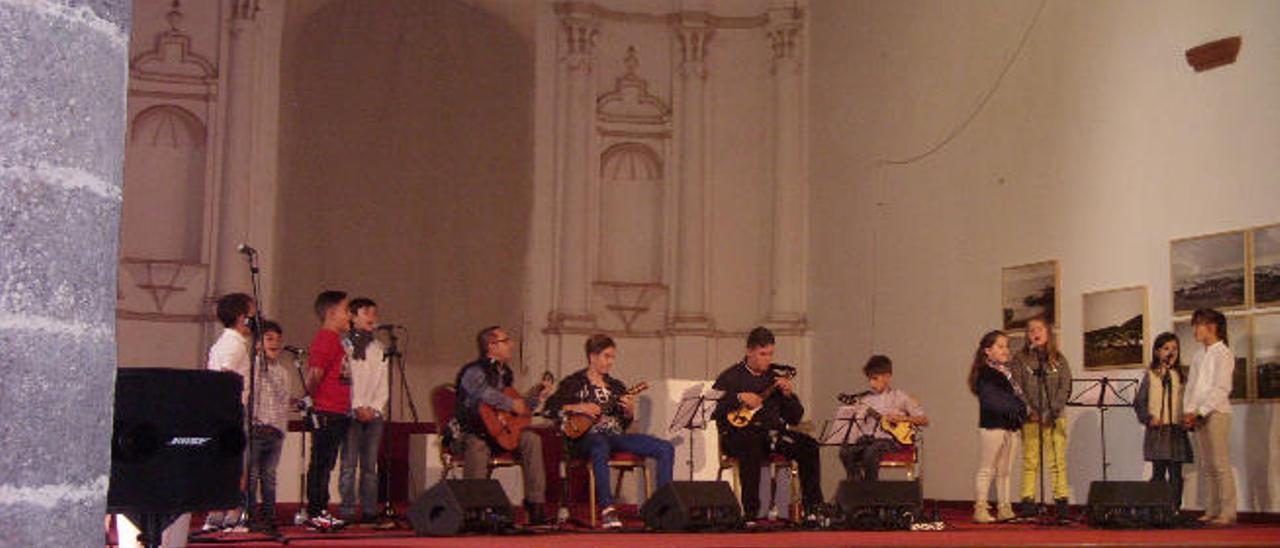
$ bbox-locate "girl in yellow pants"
[1011,316,1072,518]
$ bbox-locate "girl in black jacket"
[968,330,1027,523]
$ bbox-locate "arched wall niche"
[598,141,663,284]
[122,104,207,262]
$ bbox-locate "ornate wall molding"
[674,17,713,80]
[597,46,670,125]
[555,2,768,29]
[130,2,217,85]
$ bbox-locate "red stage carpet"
[110,507,1280,547]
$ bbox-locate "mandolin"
[725,366,798,429]
[478,371,555,451]
[561,381,649,439]
[836,392,916,446]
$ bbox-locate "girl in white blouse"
[1182,308,1236,526]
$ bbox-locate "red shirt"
[309,328,352,414]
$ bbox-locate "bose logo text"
[166,437,212,447]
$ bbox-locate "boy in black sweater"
[711,327,822,522]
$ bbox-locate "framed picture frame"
[1174,315,1251,400]
[1083,286,1147,369]
[1171,231,1248,314]
[1253,223,1280,309]
[1002,260,1059,331]
[1254,312,1280,400]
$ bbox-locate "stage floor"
[112,507,1280,547]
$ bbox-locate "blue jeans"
[577,433,674,508]
[339,416,385,519]
[247,425,284,519]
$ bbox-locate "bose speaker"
[639,481,742,531]
[834,480,922,530]
[107,368,246,514]
[409,479,513,536]
[1086,481,1176,528]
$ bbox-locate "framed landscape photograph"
[1254,223,1280,308]
[1254,313,1280,400]
[1083,286,1147,369]
[1174,316,1250,400]
[1002,260,1059,331]
[1171,231,1247,314]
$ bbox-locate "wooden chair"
[565,450,651,528]
[717,453,801,520]
[429,384,522,481]
[877,432,923,480]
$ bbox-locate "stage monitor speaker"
[1086,481,1176,529]
[409,479,514,536]
[834,479,922,530]
[107,368,245,514]
[639,481,742,531]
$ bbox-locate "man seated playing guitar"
[544,334,674,529]
[711,327,824,523]
[452,326,554,524]
[838,355,929,481]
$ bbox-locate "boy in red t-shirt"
[303,290,352,531]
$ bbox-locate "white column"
[214,0,259,295]
[549,9,598,330]
[765,4,807,330]
[670,18,713,333]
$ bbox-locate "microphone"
[284,345,307,355]
[837,390,873,404]
[237,243,257,256]
[375,324,404,331]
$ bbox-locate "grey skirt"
[1143,424,1193,463]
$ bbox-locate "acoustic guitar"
[725,367,798,428]
[836,392,916,445]
[560,381,649,439]
[478,371,555,451]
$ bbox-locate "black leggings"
[1150,460,1184,510]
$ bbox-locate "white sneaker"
[305,511,345,531]
[223,512,247,533]
[600,506,622,529]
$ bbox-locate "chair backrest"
[430,384,457,427]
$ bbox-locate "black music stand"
[668,387,722,481]
[817,402,871,449]
[1066,377,1137,481]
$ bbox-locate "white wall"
[274,0,538,419]
[809,0,1280,511]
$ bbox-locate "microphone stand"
[287,349,316,526]
[241,247,267,530]
[1032,352,1070,526]
[377,328,416,523]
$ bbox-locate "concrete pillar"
[765,3,808,330]
[549,6,598,330]
[670,16,713,333]
[214,0,260,296]
[0,1,131,546]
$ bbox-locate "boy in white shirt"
[1181,308,1237,526]
[202,292,255,533]
[338,298,389,524]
